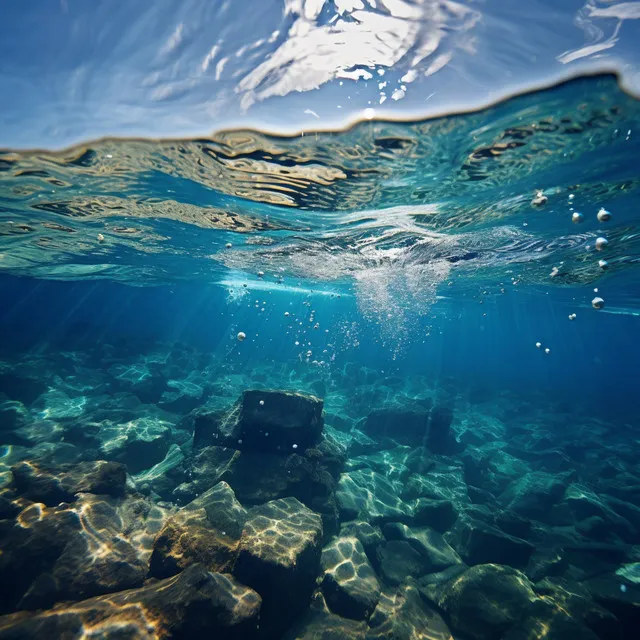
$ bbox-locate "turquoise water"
[1,5,640,639]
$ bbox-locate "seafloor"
[0,340,639,639]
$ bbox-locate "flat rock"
[234,497,323,638]
[0,564,261,640]
[423,563,537,640]
[150,481,247,578]
[321,536,380,620]
[336,470,412,523]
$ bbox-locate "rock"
[133,443,185,499]
[336,470,412,523]
[585,571,640,634]
[0,373,46,406]
[413,498,458,532]
[366,584,453,639]
[499,471,569,521]
[533,577,618,639]
[195,390,324,453]
[11,460,127,506]
[423,564,536,640]
[234,497,323,638]
[0,564,261,640]
[339,521,384,561]
[98,416,172,473]
[286,598,368,639]
[150,482,247,578]
[502,598,600,640]
[495,510,532,539]
[525,548,568,582]
[0,495,148,613]
[563,484,637,543]
[360,409,429,445]
[449,517,535,568]
[427,406,462,455]
[321,536,380,620]
[173,445,239,503]
[382,523,462,572]
[376,540,431,585]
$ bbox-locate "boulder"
[234,497,323,638]
[0,564,261,640]
[448,516,534,568]
[376,540,431,585]
[194,390,324,453]
[499,471,569,521]
[11,460,126,506]
[339,521,384,561]
[423,564,537,640]
[367,584,453,639]
[413,498,458,532]
[382,523,462,572]
[0,495,148,613]
[150,481,247,578]
[321,536,380,620]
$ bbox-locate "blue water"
[1,4,640,639]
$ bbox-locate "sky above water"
[2,0,640,149]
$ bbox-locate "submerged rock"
[11,459,127,506]
[448,516,535,568]
[0,494,148,613]
[359,405,461,454]
[367,584,453,639]
[194,389,324,453]
[284,592,368,640]
[382,522,462,572]
[150,481,247,578]
[336,469,413,523]
[0,564,261,640]
[234,497,323,638]
[422,563,537,640]
[321,536,380,620]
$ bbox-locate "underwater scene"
[2,2,640,640]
